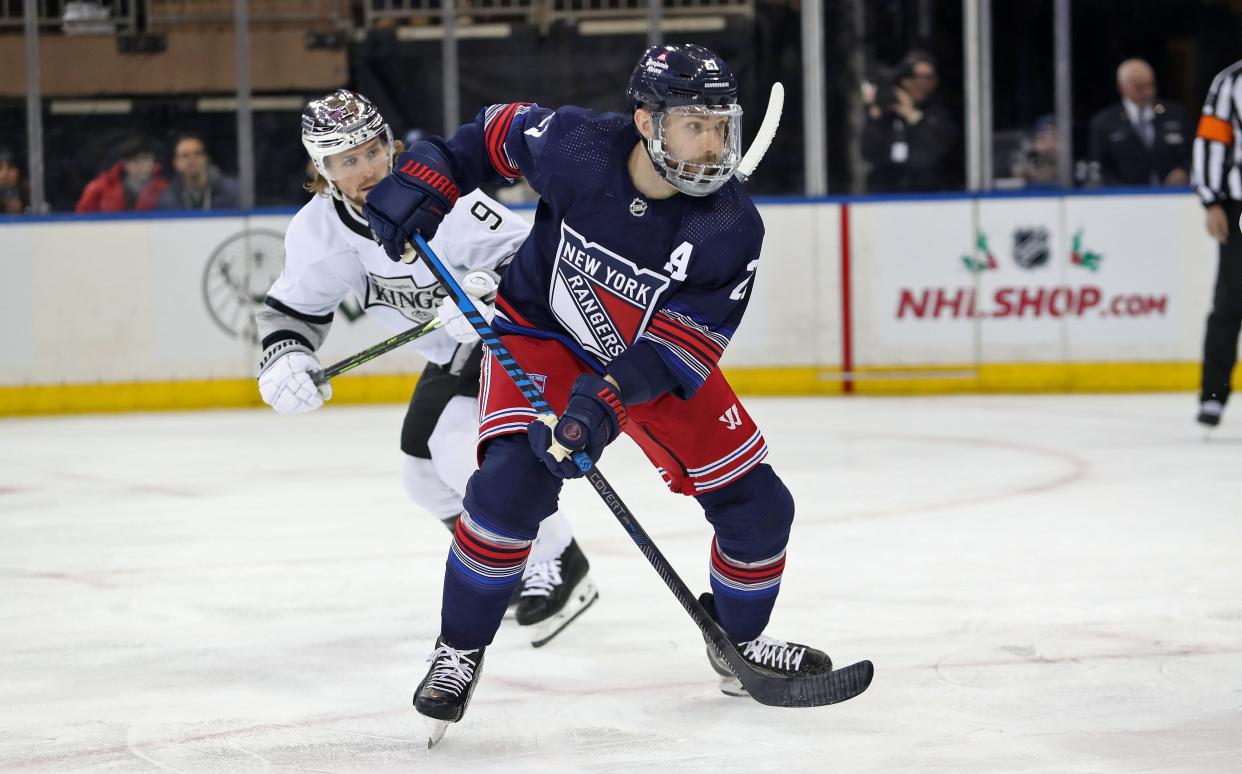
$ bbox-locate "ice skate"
[699,592,834,698]
[1198,399,1223,431]
[515,539,599,647]
[414,637,485,747]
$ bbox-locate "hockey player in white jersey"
[256,90,598,646]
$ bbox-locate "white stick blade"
[736,82,785,182]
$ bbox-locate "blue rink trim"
[0,206,300,225]
[0,186,1196,226]
[752,185,1197,207]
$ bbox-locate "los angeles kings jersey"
[264,189,529,365]
[433,104,765,398]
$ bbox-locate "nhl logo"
[629,197,648,217]
[1012,227,1050,269]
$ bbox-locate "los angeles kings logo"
[364,273,446,322]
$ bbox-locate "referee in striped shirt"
[1193,58,1242,427]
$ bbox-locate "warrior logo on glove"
[365,144,462,261]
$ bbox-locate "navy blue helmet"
[626,44,743,196]
[626,44,738,112]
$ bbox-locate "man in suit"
[1087,58,1192,187]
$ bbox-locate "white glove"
[437,270,499,344]
[258,349,332,415]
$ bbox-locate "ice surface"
[1,394,1239,773]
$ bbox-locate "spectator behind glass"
[1011,115,1060,188]
[75,136,168,213]
[158,133,241,211]
[1087,58,1192,187]
[861,50,962,192]
[0,148,29,214]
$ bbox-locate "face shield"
[307,125,395,201]
[645,104,742,197]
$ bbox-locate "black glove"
[528,374,628,478]
[364,143,460,261]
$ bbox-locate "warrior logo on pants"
[549,222,670,363]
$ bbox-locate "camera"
[869,65,910,113]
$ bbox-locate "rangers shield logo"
[550,223,670,362]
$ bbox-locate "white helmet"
[301,89,395,200]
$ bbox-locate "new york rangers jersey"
[433,104,765,398]
[264,189,529,366]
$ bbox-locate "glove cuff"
[257,334,314,376]
[606,340,680,404]
[574,373,629,436]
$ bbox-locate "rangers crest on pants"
[549,222,670,363]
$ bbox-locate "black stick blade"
[744,660,874,708]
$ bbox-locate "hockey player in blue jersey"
[365,43,836,729]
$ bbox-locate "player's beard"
[680,153,723,178]
[346,182,378,212]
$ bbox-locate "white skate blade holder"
[523,575,599,648]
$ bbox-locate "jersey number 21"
[665,242,758,301]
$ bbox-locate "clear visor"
[319,130,394,181]
[305,125,394,200]
[649,104,742,196]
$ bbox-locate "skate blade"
[718,674,748,698]
[427,719,451,748]
[525,577,599,648]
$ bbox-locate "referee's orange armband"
[1197,114,1233,144]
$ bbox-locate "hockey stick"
[309,317,443,386]
[734,82,784,184]
[404,234,873,708]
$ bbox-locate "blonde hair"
[304,139,405,196]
